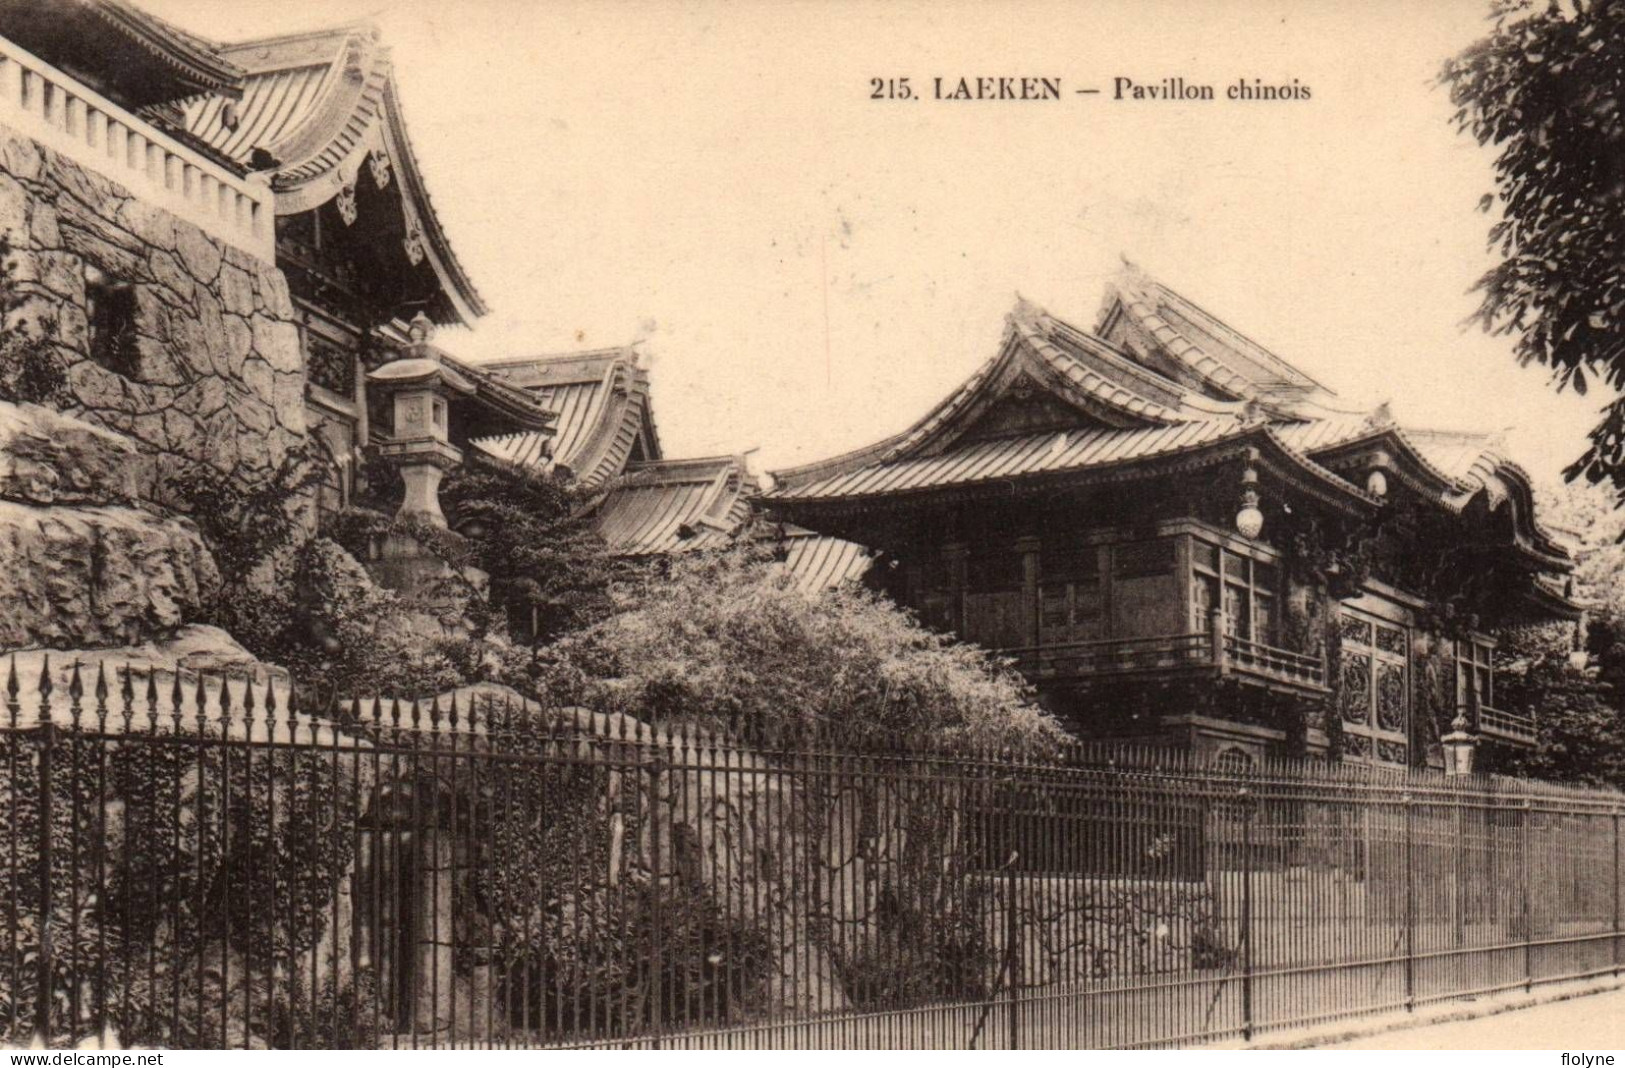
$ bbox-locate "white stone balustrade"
[0,35,275,261]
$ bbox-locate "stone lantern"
[367,313,475,527]
[363,313,488,615]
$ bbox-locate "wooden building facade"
[764,266,1579,769]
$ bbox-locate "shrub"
[0,727,372,1047]
[531,542,1066,750]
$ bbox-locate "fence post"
[35,717,55,1046]
[1522,799,1532,994]
[1613,808,1620,979]
[1240,786,1253,1042]
[1006,844,1019,1050]
[1453,801,1465,949]
[647,752,664,1049]
[1403,793,1414,1013]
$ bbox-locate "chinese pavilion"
[762,264,1578,769]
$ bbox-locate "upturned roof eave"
[91,0,247,97]
[761,424,1380,518]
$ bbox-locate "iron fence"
[1,655,1623,1049]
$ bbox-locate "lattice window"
[1338,607,1409,765]
[307,332,357,396]
[1455,636,1495,714]
[1040,544,1102,639]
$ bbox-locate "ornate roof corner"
[181,20,485,325]
[470,346,659,486]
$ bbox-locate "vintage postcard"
[0,0,1621,1053]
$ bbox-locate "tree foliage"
[1441,0,1625,490]
[530,543,1068,749]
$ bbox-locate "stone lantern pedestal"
[362,315,489,621]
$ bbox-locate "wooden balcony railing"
[1006,630,1326,691]
[1223,633,1325,689]
[0,35,274,260]
[1476,704,1537,745]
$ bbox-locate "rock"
[174,223,222,284]
[0,172,28,245]
[29,196,60,249]
[6,624,290,697]
[0,131,44,181]
[148,248,195,303]
[0,401,143,505]
[218,262,255,317]
[0,499,219,650]
[115,198,176,252]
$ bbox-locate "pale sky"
[140,0,1606,488]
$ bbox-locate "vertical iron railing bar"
[1614,807,1621,979]
[426,697,443,1048]
[241,678,261,1049]
[267,683,287,1051]
[5,657,19,1045]
[347,697,366,1047]
[218,678,236,1049]
[34,656,55,1048]
[190,673,208,1045]
[1523,798,1533,994]
[1403,792,1415,1014]
[648,742,663,1048]
[406,699,423,1050]
[66,663,83,1048]
[1240,785,1253,1044]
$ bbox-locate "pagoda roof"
[0,0,246,111]
[1097,259,1331,407]
[764,266,1571,573]
[180,22,485,323]
[473,348,662,488]
[591,456,756,557]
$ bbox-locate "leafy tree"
[530,542,1068,749]
[1441,0,1625,491]
[326,455,623,647]
[1496,621,1625,787]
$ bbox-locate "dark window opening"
[84,265,137,376]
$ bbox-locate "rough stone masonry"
[0,124,308,511]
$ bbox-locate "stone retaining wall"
[0,124,308,509]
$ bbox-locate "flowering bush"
[531,543,1066,750]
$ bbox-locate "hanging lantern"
[1235,466,1263,539]
[1440,711,1477,777]
[1366,469,1388,497]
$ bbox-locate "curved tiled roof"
[764,269,1571,595]
[594,457,756,556]
[476,348,660,487]
[1098,261,1327,404]
[779,531,874,592]
[180,22,485,322]
[771,299,1207,492]
[1,0,247,110]
[772,421,1251,501]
